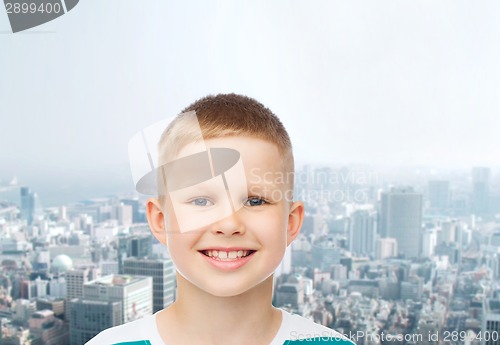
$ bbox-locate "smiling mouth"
[199,249,256,261]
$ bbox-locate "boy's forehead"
[174,139,207,160]
[166,138,289,195]
[177,136,282,169]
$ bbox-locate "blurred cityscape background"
[2,1,500,345]
[0,164,499,344]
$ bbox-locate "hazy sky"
[1,1,499,203]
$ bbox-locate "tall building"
[121,198,141,223]
[117,234,153,273]
[421,228,437,258]
[66,267,101,300]
[83,274,153,323]
[439,220,457,245]
[434,242,460,265]
[20,280,37,299]
[380,187,423,258]
[113,203,133,225]
[472,167,491,216]
[29,310,69,345]
[96,201,133,225]
[123,258,175,313]
[349,210,377,257]
[13,299,36,323]
[69,299,122,345]
[481,298,500,345]
[49,276,68,298]
[376,238,398,260]
[275,283,303,310]
[291,235,311,268]
[36,297,65,319]
[20,186,37,224]
[428,180,450,211]
[34,277,48,298]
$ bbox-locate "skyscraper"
[66,267,101,300]
[117,234,153,273]
[428,180,450,211]
[20,186,37,224]
[472,167,491,216]
[380,187,423,258]
[421,228,437,258]
[113,203,133,225]
[83,274,153,323]
[376,238,398,260]
[481,298,500,345]
[123,258,176,313]
[349,210,377,257]
[69,299,122,345]
[439,220,457,245]
[120,197,141,223]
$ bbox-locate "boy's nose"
[211,212,245,236]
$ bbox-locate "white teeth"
[203,250,253,261]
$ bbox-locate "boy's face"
[147,136,304,297]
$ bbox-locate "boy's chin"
[198,275,274,298]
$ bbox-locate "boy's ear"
[146,198,168,246]
[287,201,304,246]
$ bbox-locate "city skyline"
[1,163,499,209]
[1,163,499,344]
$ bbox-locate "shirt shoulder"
[85,314,163,345]
[273,309,356,345]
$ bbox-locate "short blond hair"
[158,93,294,196]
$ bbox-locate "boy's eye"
[190,198,214,207]
[245,197,267,207]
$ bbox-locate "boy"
[87,94,354,344]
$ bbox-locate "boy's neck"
[157,273,282,345]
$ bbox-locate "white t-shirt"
[86,308,355,345]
